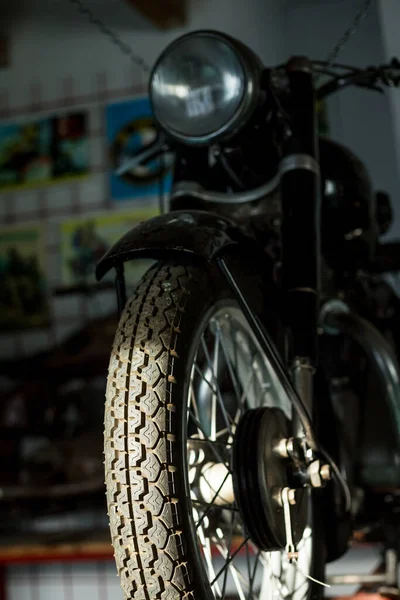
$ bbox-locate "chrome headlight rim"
[149,30,262,146]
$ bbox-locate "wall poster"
[0,222,49,330]
[106,97,172,202]
[0,111,89,191]
[60,208,158,288]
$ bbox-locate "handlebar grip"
[372,242,400,273]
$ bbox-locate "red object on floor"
[332,595,395,600]
[0,567,6,600]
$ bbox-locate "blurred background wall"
[285,0,400,239]
[1,0,399,360]
[379,0,400,226]
[0,0,286,361]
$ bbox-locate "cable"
[324,0,375,68]
[217,151,246,190]
[67,0,150,73]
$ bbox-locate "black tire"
[104,260,325,600]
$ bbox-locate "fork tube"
[280,58,321,418]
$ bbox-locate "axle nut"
[320,463,331,481]
[308,460,322,488]
[288,489,297,505]
[274,438,289,459]
[273,437,295,459]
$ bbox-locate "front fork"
[280,58,321,430]
[277,60,322,559]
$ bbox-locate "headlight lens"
[150,31,260,144]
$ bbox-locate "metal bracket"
[326,548,399,589]
[281,487,298,563]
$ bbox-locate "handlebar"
[315,57,400,99]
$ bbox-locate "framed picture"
[0,111,89,191]
[106,97,173,201]
[0,222,49,330]
[60,208,158,288]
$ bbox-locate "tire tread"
[104,263,197,599]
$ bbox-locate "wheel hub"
[232,407,309,551]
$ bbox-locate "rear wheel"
[104,261,325,600]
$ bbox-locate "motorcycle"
[96,30,400,600]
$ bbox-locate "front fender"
[96,209,261,281]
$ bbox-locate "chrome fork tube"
[292,358,315,438]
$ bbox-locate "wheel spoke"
[200,468,233,506]
[216,541,261,600]
[226,407,241,447]
[210,537,249,586]
[195,470,231,530]
[245,538,253,594]
[189,438,232,450]
[187,408,230,468]
[228,563,247,600]
[186,308,314,600]
[238,368,256,410]
[198,337,234,435]
[198,524,222,598]
[220,507,236,600]
[211,326,220,441]
[249,548,263,597]
[229,317,239,376]
[188,380,205,439]
[191,499,239,513]
[213,320,243,403]
[193,361,235,437]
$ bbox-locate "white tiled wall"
[7,561,123,600]
[4,545,388,600]
[0,98,149,360]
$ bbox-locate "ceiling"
[0,0,153,31]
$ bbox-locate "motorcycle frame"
[96,57,400,483]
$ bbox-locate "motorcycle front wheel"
[104,261,325,600]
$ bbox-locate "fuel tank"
[319,137,378,271]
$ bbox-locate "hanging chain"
[67,0,150,73]
[324,0,375,68]
[68,0,374,77]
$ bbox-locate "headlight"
[149,31,262,145]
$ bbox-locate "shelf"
[0,539,113,565]
[53,282,115,297]
[125,0,186,28]
[0,535,248,565]
[0,534,380,568]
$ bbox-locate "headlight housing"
[149,30,262,145]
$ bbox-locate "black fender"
[95,209,267,281]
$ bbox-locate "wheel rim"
[186,305,313,600]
